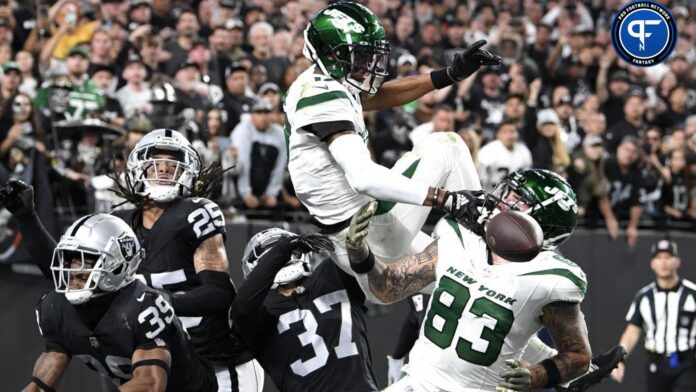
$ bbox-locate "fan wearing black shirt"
[662,148,690,221]
[604,94,646,154]
[601,136,644,246]
[231,229,379,392]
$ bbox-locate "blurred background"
[0,0,694,391]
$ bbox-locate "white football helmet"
[127,129,200,203]
[51,214,143,305]
[241,228,311,288]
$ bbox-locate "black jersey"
[36,281,217,392]
[113,197,252,366]
[392,293,431,359]
[234,251,379,392]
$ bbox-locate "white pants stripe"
[214,359,264,392]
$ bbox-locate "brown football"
[485,210,543,262]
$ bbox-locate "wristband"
[350,250,375,274]
[430,68,454,89]
[31,377,55,392]
[541,358,561,388]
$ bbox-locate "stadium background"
[0,0,694,390]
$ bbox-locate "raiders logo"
[89,336,100,349]
[118,236,137,261]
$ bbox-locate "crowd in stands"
[0,0,695,242]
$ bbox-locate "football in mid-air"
[485,211,543,262]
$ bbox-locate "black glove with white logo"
[0,178,35,217]
[435,189,488,236]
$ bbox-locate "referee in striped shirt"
[611,239,696,390]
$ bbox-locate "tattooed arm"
[170,234,235,316]
[346,201,438,304]
[349,240,438,304]
[528,301,591,388]
[22,351,71,391]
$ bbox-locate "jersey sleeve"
[35,293,70,355]
[542,256,587,304]
[184,198,227,248]
[292,84,356,141]
[133,292,180,351]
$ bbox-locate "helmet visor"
[485,180,537,214]
[138,147,190,188]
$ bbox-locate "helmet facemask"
[338,41,390,94]
[51,234,142,305]
[127,130,201,203]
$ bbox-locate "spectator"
[656,85,690,131]
[90,64,124,127]
[0,92,46,160]
[231,99,286,212]
[42,0,101,62]
[640,127,668,220]
[662,149,691,222]
[605,92,646,154]
[598,67,631,129]
[173,59,210,115]
[188,37,226,88]
[89,29,114,66]
[219,62,253,132]
[163,9,200,76]
[602,136,644,246]
[127,0,152,32]
[0,61,21,116]
[466,67,505,137]
[478,120,532,190]
[409,105,454,147]
[551,87,582,153]
[150,0,176,30]
[568,134,607,219]
[525,23,552,79]
[15,50,38,99]
[116,54,151,117]
[245,21,289,86]
[136,34,166,75]
[530,108,570,175]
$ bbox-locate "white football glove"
[498,359,531,392]
[387,355,405,385]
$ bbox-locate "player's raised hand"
[290,234,334,254]
[497,359,531,392]
[436,189,488,236]
[448,40,502,81]
[347,201,378,251]
[0,178,35,216]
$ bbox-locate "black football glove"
[448,40,502,81]
[436,189,488,236]
[0,178,35,217]
[290,234,335,254]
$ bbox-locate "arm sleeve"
[232,123,252,197]
[133,293,178,351]
[230,237,293,345]
[36,294,70,355]
[392,301,422,359]
[16,211,57,278]
[328,133,430,205]
[170,270,235,317]
[265,129,287,197]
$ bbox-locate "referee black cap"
[652,239,678,258]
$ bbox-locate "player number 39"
[138,295,175,339]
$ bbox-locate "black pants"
[647,351,696,392]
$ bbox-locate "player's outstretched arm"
[347,202,437,304]
[120,348,171,392]
[361,40,501,112]
[0,179,56,278]
[529,302,591,388]
[170,234,234,317]
[22,351,70,392]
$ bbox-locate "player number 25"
[138,295,175,339]
[424,276,514,366]
[277,289,359,377]
[188,202,225,238]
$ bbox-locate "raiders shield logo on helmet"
[118,236,137,261]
